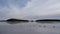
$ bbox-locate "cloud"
[0,0,31,19]
[0,0,60,19]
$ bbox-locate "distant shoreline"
[0,19,60,22]
[36,19,60,22]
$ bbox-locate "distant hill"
[6,18,29,22]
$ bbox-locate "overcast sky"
[0,0,60,20]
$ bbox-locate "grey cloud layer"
[0,0,31,19]
[0,0,60,19]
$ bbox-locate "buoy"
[43,25,46,28]
[39,25,41,27]
[53,26,55,28]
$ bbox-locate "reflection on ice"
[0,22,60,34]
[6,21,28,24]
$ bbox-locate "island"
[6,18,29,22]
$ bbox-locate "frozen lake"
[0,22,60,34]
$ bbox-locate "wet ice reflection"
[0,22,60,34]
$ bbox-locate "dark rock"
[31,20,34,22]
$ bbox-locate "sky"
[0,0,60,20]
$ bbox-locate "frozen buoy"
[53,26,55,28]
[39,25,41,27]
[43,25,46,28]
